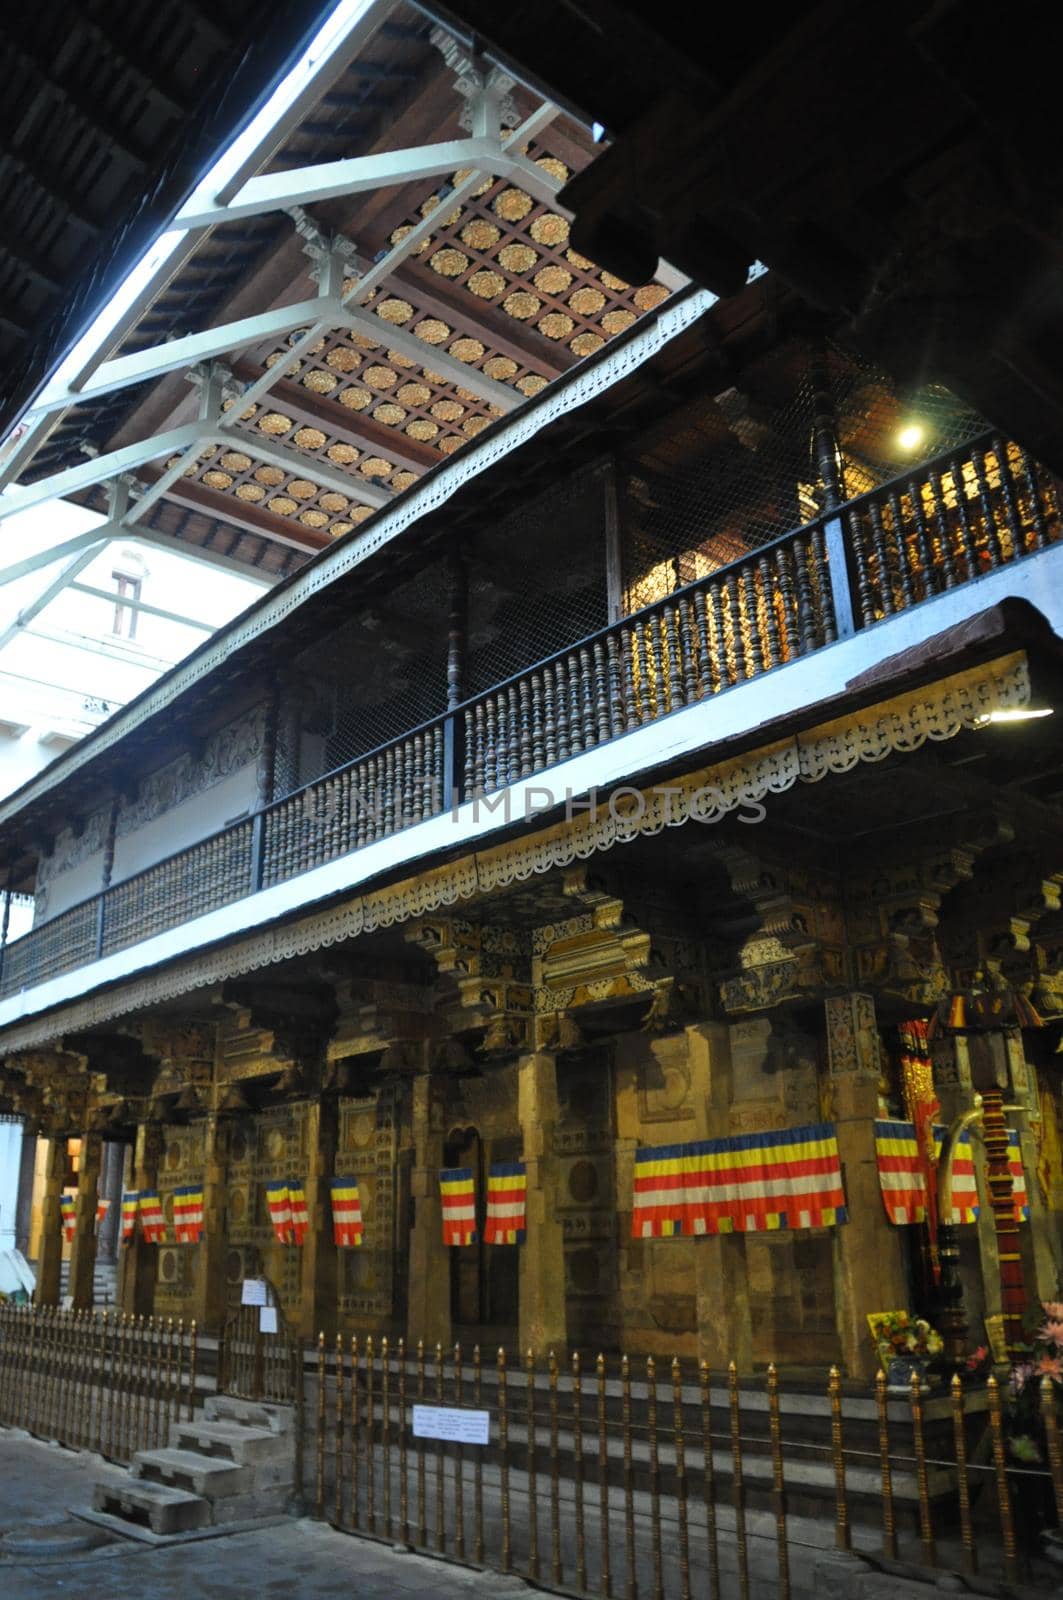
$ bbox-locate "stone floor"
[0,1429,531,1599]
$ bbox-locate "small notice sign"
[241,1277,267,1306]
[411,1404,490,1446]
[259,1305,278,1334]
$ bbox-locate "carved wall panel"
[154,1121,205,1319]
[338,1090,400,1323]
[223,1105,308,1317]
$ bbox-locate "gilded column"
[299,1096,339,1341]
[67,1129,102,1309]
[35,1135,66,1306]
[192,1113,229,1333]
[1003,1031,1060,1306]
[406,1067,451,1349]
[518,1051,567,1360]
[825,994,908,1380]
[687,1024,754,1371]
[120,1122,161,1317]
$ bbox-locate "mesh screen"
[620,340,986,612]
[465,462,609,695]
[292,557,451,784]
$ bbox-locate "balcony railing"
[1,431,1058,999]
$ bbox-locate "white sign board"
[411,1404,490,1446]
[241,1277,267,1306]
[259,1305,278,1334]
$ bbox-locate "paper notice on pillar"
[241,1277,268,1306]
[259,1305,278,1334]
[412,1404,490,1446]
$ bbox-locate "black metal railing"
[0,432,1057,998]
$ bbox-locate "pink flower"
[1042,1301,1063,1321]
[1036,1354,1063,1382]
[1037,1320,1063,1346]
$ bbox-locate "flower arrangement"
[1007,1300,1063,1464]
[867,1310,944,1376]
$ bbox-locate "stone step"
[92,1477,211,1535]
[133,1447,253,1498]
[202,1394,294,1435]
[171,1419,282,1465]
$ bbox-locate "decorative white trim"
[0,652,1028,1053]
[0,291,713,832]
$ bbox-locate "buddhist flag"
[632,1124,847,1238]
[288,1181,309,1246]
[266,1181,292,1244]
[120,1191,140,1244]
[484,1162,526,1245]
[96,1199,110,1228]
[173,1185,204,1244]
[330,1177,363,1247]
[440,1167,477,1246]
[139,1189,166,1244]
[1008,1131,1030,1222]
[60,1192,76,1244]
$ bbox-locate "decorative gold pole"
[621,1353,636,1600]
[647,1356,663,1600]
[315,1331,326,1520]
[351,1334,361,1530]
[699,1362,720,1600]
[187,1320,197,1423]
[498,1348,511,1574]
[453,1343,464,1560]
[572,1351,587,1593]
[433,1341,443,1552]
[728,1361,750,1600]
[473,1345,485,1565]
[526,1347,539,1580]
[334,1332,345,1525]
[367,1335,377,1537]
[549,1350,562,1584]
[766,1365,790,1600]
[950,1375,976,1574]
[416,1340,426,1547]
[909,1370,936,1567]
[987,1374,1018,1582]
[382,1336,393,1541]
[598,1352,611,1599]
[874,1370,897,1559]
[1041,1375,1063,1526]
[398,1338,409,1546]
[672,1358,691,1600]
[827,1366,850,1553]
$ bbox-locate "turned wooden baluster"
[618,625,638,727]
[988,437,1024,557]
[928,468,962,588]
[707,580,730,689]
[648,612,667,711]
[887,488,917,605]
[577,648,595,748]
[529,675,545,772]
[542,665,559,765]
[846,508,876,627]
[969,446,1004,567]
[691,588,713,692]
[592,640,612,743]
[464,709,478,797]
[758,556,780,668]
[739,564,761,675]
[483,694,498,792]
[662,603,684,709]
[518,679,533,778]
[677,597,698,700]
[810,524,837,644]
[570,651,587,752]
[937,471,974,583]
[605,632,626,735]
[630,620,648,720]
[552,659,570,760]
[507,685,521,784]
[866,497,896,614]
[1016,445,1050,549]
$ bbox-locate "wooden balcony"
[1,430,1059,1000]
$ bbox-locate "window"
[112,570,142,639]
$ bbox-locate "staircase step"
[172,1420,283,1465]
[202,1395,294,1435]
[133,1447,253,1498]
[92,1477,211,1535]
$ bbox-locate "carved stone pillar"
[299,1097,340,1341]
[687,1024,754,1370]
[406,1070,451,1350]
[192,1115,229,1334]
[825,994,908,1380]
[67,1130,102,1309]
[35,1137,67,1306]
[120,1123,161,1317]
[518,1051,567,1360]
[98,1140,124,1261]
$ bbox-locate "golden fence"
[0,1303,199,1464]
[306,1340,1063,1597]
[219,1303,302,1404]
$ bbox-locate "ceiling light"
[897,423,926,451]
[974,706,1053,727]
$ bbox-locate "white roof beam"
[0,423,204,521]
[175,137,500,231]
[0,543,107,653]
[66,581,217,632]
[0,530,111,589]
[26,296,336,421]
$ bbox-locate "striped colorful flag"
[330,1177,364,1247]
[631,1124,847,1238]
[288,1182,309,1246]
[1008,1131,1030,1222]
[173,1185,204,1244]
[874,1120,1025,1224]
[266,1181,292,1244]
[139,1189,166,1244]
[60,1192,76,1244]
[440,1167,477,1246]
[120,1191,139,1245]
[484,1162,526,1245]
[96,1199,110,1228]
